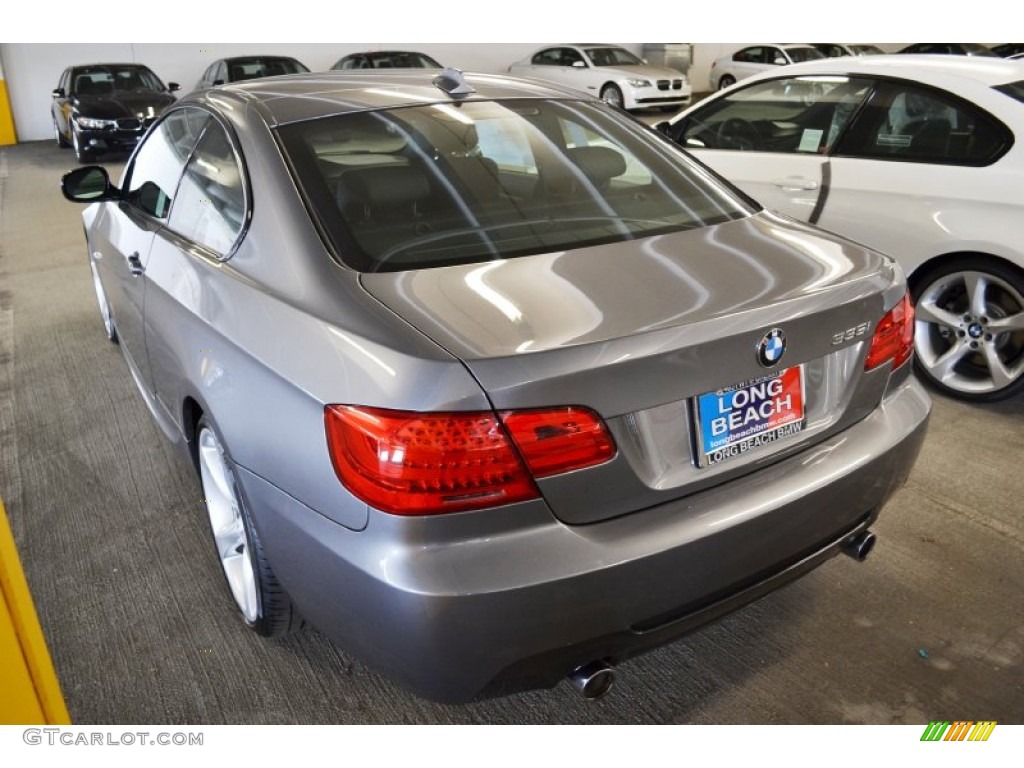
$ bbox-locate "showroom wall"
[1,43,645,142]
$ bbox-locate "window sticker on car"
[798,129,823,152]
[876,133,912,147]
[695,367,806,467]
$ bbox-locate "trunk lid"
[361,211,903,524]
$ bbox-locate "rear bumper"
[238,376,930,702]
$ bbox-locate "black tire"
[718,74,736,90]
[196,416,303,636]
[600,83,625,110]
[910,256,1024,402]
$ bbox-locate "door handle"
[126,251,145,276]
[773,178,819,191]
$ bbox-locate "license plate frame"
[694,366,806,467]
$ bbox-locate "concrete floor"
[1,139,1022,724]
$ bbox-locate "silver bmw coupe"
[61,68,930,702]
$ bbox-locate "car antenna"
[432,67,475,99]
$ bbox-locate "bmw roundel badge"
[756,328,787,368]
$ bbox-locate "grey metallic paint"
[73,70,931,701]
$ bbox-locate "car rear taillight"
[324,405,615,516]
[500,407,615,478]
[864,293,915,371]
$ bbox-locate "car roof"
[73,62,153,70]
[199,70,598,126]
[758,54,1024,86]
[221,55,303,63]
[344,50,432,56]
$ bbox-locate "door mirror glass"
[61,166,116,202]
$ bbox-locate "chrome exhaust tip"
[843,530,877,562]
[567,660,615,700]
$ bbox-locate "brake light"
[324,405,615,516]
[500,407,615,477]
[864,293,915,371]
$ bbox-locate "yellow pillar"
[0,55,18,146]
[0,500,70,724]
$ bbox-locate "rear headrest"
[566,146,627,185]
[339,165,431,210]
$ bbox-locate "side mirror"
[773,57,787,66]
[654,120,672,135]
[642,58,649,65]
[571,60,586,68]
[52,88,65,98]
[61,166,117,203]
[212,79,224,86]
[168,82,181,92]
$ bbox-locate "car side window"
[734,47,761,63]
[167,120,247,256]
[123,108,211,219]
[532,49,560,66]
[673,76,874,155]
[836,82,1012,165]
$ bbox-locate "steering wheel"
[716,117,760,151]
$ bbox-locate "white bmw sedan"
[662,55,1024,401]
[508,44,691,111]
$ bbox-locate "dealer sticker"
[695,366,805,466]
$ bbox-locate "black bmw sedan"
[52,63,179,162]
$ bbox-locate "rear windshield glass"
[787,47,826,63]
[278,99,751,273]
[995,80,1024,103]
[229,58,308,81]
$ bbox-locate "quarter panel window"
[837,82,1012,165]
[168,121,246,256]
[123,108,211,218]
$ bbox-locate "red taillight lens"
[500,407,616,478]
[325,406,539,516]
[865,293,915,371]
[324,405,616,516]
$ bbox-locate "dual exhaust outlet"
[565,529,878,700]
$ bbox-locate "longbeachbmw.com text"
[23,729,203,747]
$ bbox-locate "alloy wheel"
[198,427,259,623]
[914,269,1024,398]
[88,259,116,341]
